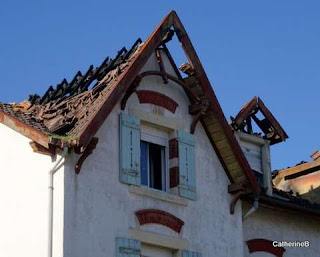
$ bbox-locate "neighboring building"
[0,11,319,257]
[273,151,320,203]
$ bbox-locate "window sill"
[129,185,188,206]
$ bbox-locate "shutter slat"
[182,250,202,257]
[116,238,141,257]
[178,130,196,200]
[120,113,141,185]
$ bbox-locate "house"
[273,150,320,203]
[0,11,319,257]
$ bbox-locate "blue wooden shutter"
[120,113,141,185]
[116,238,141,257]
[177,130,196,200]
[182,250,202,257]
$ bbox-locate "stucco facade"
[62,52,244,257]
[243,202,320,257]
[1,21,319,257]
[0,123,65,257]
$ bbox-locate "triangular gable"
[231,96,288,145]
[0,11,259,193]
[75,11,260,193]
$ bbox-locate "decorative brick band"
[169,138,179,188]
[169,139,178,159]
[135,209,185,233]
[136,90,178,113]
[246,239,286,257]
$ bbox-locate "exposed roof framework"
[231,96,288,145]
[0,11,260,193]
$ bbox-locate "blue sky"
[1,1,319,170]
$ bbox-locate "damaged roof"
[0,11,261,193]
[0,39,142,147]
[260,188,320,217]
[231,96,288,145]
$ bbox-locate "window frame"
[141,130,169,192]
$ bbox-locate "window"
[141,141,166,191]
[120,113,197,200]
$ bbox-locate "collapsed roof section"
[0,11,260,193]
[231,96,288,145]
[0,39,143,147]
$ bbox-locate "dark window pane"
[149,143,164,190]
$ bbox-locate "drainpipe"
[48,148,68,257]
[242,195,259,221]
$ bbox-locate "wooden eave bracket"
[120,75,142,110]
[75,137,99,174]
[228,181,251,214]
[30,141,56,156]
[189,99,210,134]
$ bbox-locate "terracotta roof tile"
[0,39,142,140]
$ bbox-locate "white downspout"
[242,195,259,221]
[48,148,68,257]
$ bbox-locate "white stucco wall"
[63,52,244,257]
[0,124,65,257]
[242,202,320,257]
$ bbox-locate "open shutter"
[182,250,202,257]
[120,113,141,185]
[177,130,196,200]
[116,238,141,257]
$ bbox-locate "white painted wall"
[63,51,244,257]
[0,124,65,257]
[243,202,320,257]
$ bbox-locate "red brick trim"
[169,139,178,159]
[136,90,178,113]
[135,209,184,233]
[246,239,286,257]
[170,166,179,188]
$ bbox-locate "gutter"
[242,193,320,218]
[48,148,68,257]
[259,194,320,217]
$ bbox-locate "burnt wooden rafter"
[75,137,99,174]
[29,141,56,156]
[120,69,202,111]
[68,11,260,193]
[232,96,288,145]
[29,38,143,105]
[156,49,168,84]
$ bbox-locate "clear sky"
[1,1,319,170]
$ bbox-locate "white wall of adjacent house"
[242,202,320,257]
[0,123,65,257]
[62,51,245,257]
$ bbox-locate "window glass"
[140,140,166,191]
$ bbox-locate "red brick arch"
[246,239,286,257]
[136,90,179,113]
[135,209,184,233]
